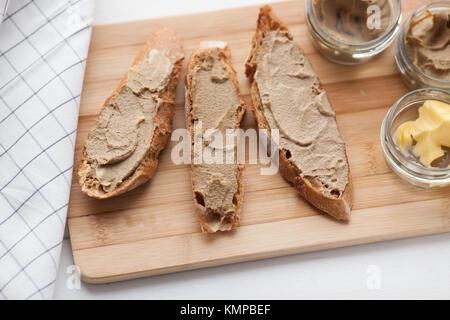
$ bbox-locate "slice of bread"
[245,5,353,221]
[185,43,246,232]
[78,27,184,199]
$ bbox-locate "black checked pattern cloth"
[0,0,93,299]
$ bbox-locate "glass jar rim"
[384,88,450,174]
[306,0,402,48]
[397,1,450,85]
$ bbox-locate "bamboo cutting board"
[67,0,449,284]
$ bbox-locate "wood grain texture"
[67,0,448,283]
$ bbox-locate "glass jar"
[380,88,450,189]
[394,1,450,90]
[305,0,402,65]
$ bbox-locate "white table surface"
[54,0,450,299]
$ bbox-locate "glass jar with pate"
[380,88,450,189]
[305,0,402,64]
[394,1,450,90]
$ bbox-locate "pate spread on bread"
[79,28,184,199]
[246,5,353,220]
[185,43,246,232]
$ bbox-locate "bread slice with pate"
[185,42,246,232]
[78,28,184,199]
[245,6,353,220]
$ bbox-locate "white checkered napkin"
[0,0,93,300]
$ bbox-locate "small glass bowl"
[305,0,402,65]
[380,88,450,189]
[394,1,450,90]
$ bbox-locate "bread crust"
[78,27,184,199]
[245,5,353,221]
[185,45,246,232]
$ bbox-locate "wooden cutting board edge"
[72,197,450,283]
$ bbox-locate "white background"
[54,0,450,299]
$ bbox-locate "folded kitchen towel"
[0,0,93,299]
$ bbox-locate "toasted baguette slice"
[245,6,353,220]
[79,28,184,199]
[185,42,246,232]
